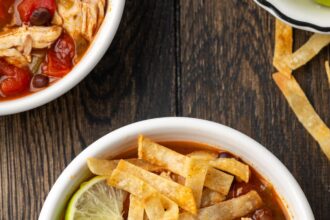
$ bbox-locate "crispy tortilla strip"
[154,194,179,220]
[116,160,197,214]
[187,150,218,161]
[126,158,165,172]
[87,158,118,175]
[108,169,179,220]
[273,19,293,78]
[188,151,236,191]
[138,135,187,176]
[286,34,330,70]
[108,169,154,198]
[139,136,234,194]
[87,158,164,176]
[128,195,144,220]
[185,158,209,208]
[179,190,263,220]
[204,167,234,195]
[273,72,330,159]
[201,188,226,208]
[144,195,165,220]
[325,61,330,87]
[210,158,250,183]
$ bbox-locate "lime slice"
[315,0,330,7]
[65,176,127,220]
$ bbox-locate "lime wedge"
[65,176,127,220]
[315,0,330,7]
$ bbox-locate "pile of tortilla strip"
[273,19,330,160]
[87,136,262,220]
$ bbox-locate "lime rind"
[315,0,330,7]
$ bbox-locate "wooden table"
[0,1,329,219]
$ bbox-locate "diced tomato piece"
[0,5,6,21]
[18,0,56,23]
[0,59,32,96]
[0,0,15,27]
[44,33,75,77]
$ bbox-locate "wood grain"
[179,0,329,219]
[0,0,176,219]
[0,0,329,219]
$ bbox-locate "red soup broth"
[110,141,290,220]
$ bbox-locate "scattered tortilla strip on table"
[116,160,197,214]
[128,194,144,220]
[273,19,293,78]
[325,61,330,87]
[200,188,226,208]
[210,158,250,183]
[273,72,330,159]
[179,190,263,220]
[185,157,209,208]
[286,34,330,70]
[187,150,218,161]
[138,135,188,176]
[87,158,164,176]
[108,169,179,220]
[139,135,234,194]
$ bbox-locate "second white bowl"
[0,0,125,115]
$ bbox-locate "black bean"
[228,181,254,198]
[30,8,52,26]
[32,74,49,88]
[218,152,232,158]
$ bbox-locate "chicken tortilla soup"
[64,136,290,220]
[0,0,106,100]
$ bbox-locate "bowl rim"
[38,117,315,220]
[0,0,126,116]
[254,0,330,33]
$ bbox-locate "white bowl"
[255,0,330,33]
[39,117,314,220]
[0,0,125,116]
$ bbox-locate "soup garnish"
[272,19,330,160]
[0,0,106,100]
[65,135,289,220]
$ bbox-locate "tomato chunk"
[18,0,56,23]
[0,6,6,22]
[44,33,75,77]
[0,0,15,28]
[0,59,32,96]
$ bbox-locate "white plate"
[255,0,330,33]
[39,117,314,220]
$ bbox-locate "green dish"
[315,0,330,7]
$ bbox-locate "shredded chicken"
[56,0,105,42]
[0,48,27,67]
[0,26,62,66]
